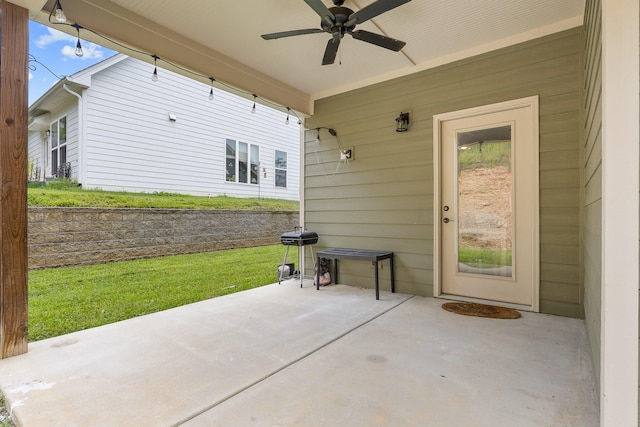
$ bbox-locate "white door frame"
[433,96,540,312]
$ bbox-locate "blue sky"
[29,20,117,105]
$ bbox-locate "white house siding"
[28,99,79,181]
[27,131,44,180]
[81,57,300,200]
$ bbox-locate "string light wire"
[28,54,63,80]
[44,0,305,125]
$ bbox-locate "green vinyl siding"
[305,28,583,317]
[582,0,603,390]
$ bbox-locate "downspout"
[62,84,84,184]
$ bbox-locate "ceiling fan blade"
[322,38,340,65]
[347,0,412,26]
[262,28,326,40]
[304,0,335,21]
[350,30,406,51]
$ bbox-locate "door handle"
[443,218,450,223]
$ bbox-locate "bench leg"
[374,261,380,300]
[390,255,395,293]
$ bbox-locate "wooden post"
[0,1,29,358]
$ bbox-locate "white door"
[434,97,539,311]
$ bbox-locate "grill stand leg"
[279,245,290,284]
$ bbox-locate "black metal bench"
[315,248,395,300]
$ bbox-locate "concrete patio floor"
[0,281,598,426]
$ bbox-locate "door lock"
[443,206,450,211]
[443,218,450,223]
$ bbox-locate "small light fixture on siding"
[251,95,257,114]
[285,107,290,125]
[396,112,410,132]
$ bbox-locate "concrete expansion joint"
[171,293,416,426]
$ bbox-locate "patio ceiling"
[20,0,585,115]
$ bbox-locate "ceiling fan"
[261,0,412,65]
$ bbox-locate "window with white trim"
[226,138,259,184]
[50,116,67,176]
[275,150,287,188]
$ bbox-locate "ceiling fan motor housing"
[322,6,356,38]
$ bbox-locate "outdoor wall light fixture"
[45,130,51,137]
[396,112,410,132]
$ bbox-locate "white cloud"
[34,27,75,48]
[61,42,104,60]
[36,27,105,61]
[29,72,33,80]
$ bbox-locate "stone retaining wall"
[28,207,299,269]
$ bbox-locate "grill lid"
[280,229,318,246]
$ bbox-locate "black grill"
[280,229,318,246]
[279,227,318,287]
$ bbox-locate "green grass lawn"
[458,141,511,171]
[28,244,298,341]
[0,395,12,427]
[28,179,298,211]
[458,246,512,268]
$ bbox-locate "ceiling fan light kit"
[261,0,411,65]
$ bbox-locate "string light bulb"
[151,55,159,82]
[208,77,215,100]
[53,0,67,23]
[39,9,305,128]
[73,24,84,57]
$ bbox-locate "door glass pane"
[51,126,59,148]
[51,151,58,176]
[59,117,66,144]
[456,125,513,277]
